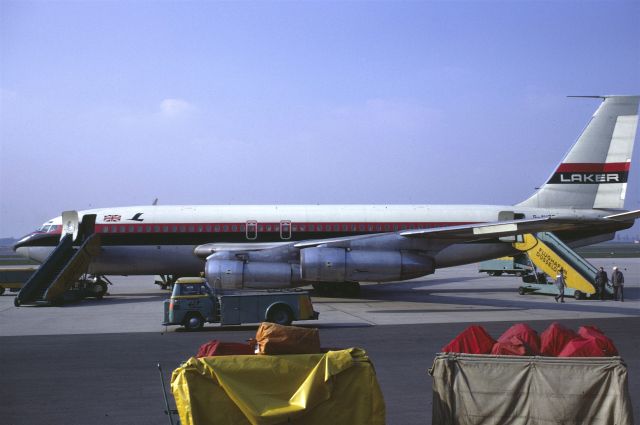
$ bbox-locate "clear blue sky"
[1,1,639,238]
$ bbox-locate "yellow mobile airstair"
[513,232,611,300]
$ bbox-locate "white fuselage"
[15,204,619,277]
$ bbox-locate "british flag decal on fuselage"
[104,215,122,222]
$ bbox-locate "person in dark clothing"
[554,268,566,303]
[595,267,609,300]
[612,266,624,302]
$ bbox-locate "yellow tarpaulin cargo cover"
[171,348,385,425]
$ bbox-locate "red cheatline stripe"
[556,162,630,173]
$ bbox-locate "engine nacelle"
[205,259,302,290]
[300,248,434,282]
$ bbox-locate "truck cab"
[163,277,319,331]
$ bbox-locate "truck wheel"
[574,290,584,300]
[0,286,5,296]
[267,305,293,326]
[518,287,526,295]
[183,314,204,331]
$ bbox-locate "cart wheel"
[183,314,204,331]
[0,286,5,296]
[267,305,293,326]
[518,287,526,295]
[574,290,584,300]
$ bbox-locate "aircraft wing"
[292,216,585,249]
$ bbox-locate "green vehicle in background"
[162,277,319,331]
[478,254,533,277]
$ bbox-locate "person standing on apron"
[595,267,609,300]
[611,266,624,302]
[554,267,566,303]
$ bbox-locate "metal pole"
[157,363,175,425]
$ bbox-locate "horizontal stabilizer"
[603,209,640,221]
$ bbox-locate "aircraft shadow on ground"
[359,285,639,317]
[60,292,169,307]
[172,322,373,333]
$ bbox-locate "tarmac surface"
[1,259,638,425]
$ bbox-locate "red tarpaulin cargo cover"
[491,336,533,356]
[196,340,255,358]
[558,337,608,357]
[496,323,540,355]
[441,325,495,354]
[577,325,619,356]
[540,322,577,356]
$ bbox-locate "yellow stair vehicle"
[513,232,610,300]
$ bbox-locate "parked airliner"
[14,96,640,294]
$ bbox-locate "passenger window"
[171,225,177,232]
[188,225,194,232]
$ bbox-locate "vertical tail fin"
[518,95,640,210]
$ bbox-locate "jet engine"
[205,259,302,290]
[300,247,434,282]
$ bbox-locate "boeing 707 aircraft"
[13,96,640,295]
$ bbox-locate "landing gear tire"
[267,305,293,326]
[92,279,108,300]
[574,290,585,300]
[183,314,204,331]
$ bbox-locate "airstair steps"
[514,232,609,299]
[15,233,101,306]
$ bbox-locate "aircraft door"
[498,211,525,242]
[246,221,257,240]
[61,210,80,242]
[280,221,291,240]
